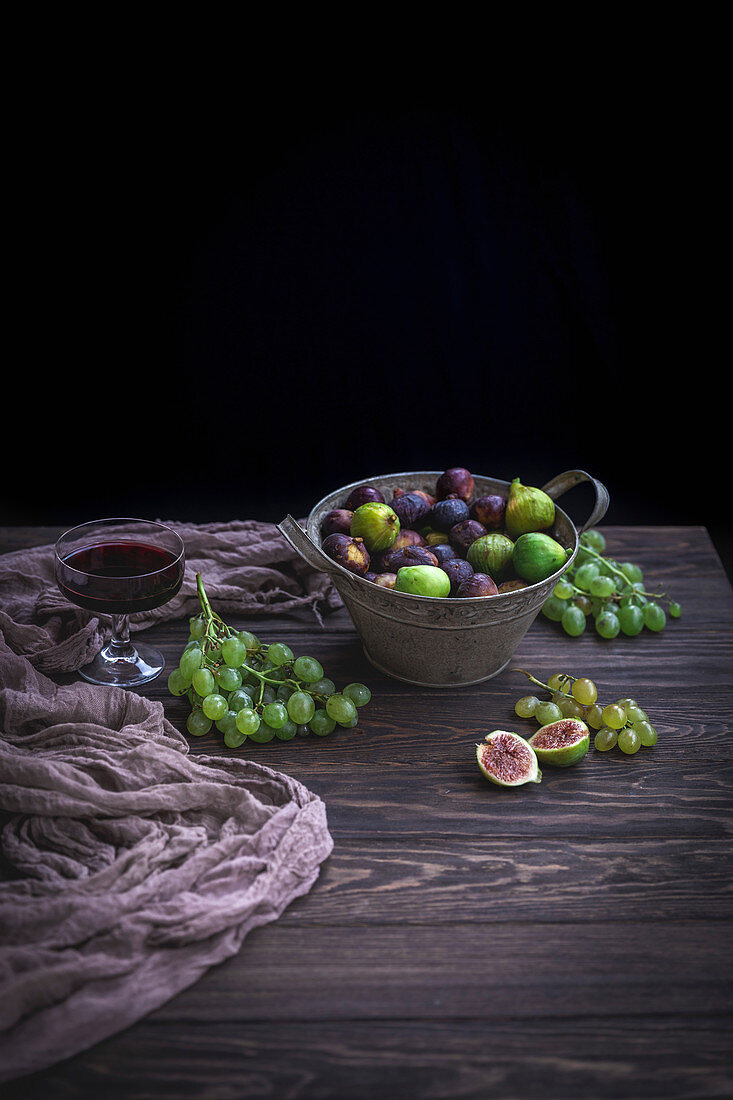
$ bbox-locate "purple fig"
[390,491,433,529]
[436,467,474,503]
[373,572,398,589]
[321,508,354,537]
[430,495,470,530]
[378,545,439,573]
[470,494,506,529]
[322,533,370,576]
[392,528,427,550]
[440,557,475,595]
[456,572,499,598]
[449,518,487,556]
[345,484,386,510]
[431,543,458,564]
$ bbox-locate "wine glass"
[54,518,186,686]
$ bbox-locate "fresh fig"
[392,487,435,507]
[467,533,514,579]
[395,565,451,598]
[392,529,426,550]
[321,509,354,538]
[378,544,439,573]
[476,731,542,787]
[512,532,569,583]
[456,573,498,598]
[448,518,487,556]
[470,494,506,529]
[391,491,433,529]
[430,495,470,530]
[504,477,555,538]
[497,579,529,593]
[364,571,378,582]
[350,502,400,553]
[373,572,398,589]
[345,484,386,510]
[322,533,370,576]
[431,543,457,564]
[440,557,474,595]
[436,467,474,502]
[528,718,590,767]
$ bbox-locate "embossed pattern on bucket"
[279,470,609,687]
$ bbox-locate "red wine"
[57,540,184,614]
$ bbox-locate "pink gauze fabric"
[0,521,338,1082]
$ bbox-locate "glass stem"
[107,614,136,659]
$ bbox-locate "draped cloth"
[0,521,338,1082]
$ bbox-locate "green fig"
[394,565,451,598]
[512,532,569,584]
[476,730,542,787]
[505,477,555,538]
[350,502,400,553]
[466,532,514,578]
[528,718,590,767]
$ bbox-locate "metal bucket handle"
[540,469,609,534]
[279,468,609,577]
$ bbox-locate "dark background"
[7,66,729,579]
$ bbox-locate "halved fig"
[476,730,542,787]
[528,718,590,767]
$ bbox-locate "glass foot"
[78,641,165,686]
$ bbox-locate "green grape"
[216,710,239,737]
[287,691,316,725]
[260,686,277,705]
[594,727,618,751]
[224,726,248,749]
[619,562,643,583]
[618,604,644,636]
[625,704,647,724]
[561,605,586,636]
[536,701,563,725]
[343,682,372,707]
[221,636,247,668]
[215,665,242,692]
[262,701,288,729]
[642,602,666,632]
[574,562,601,591]
[589,575,615,598]
[669,601,682,618]
[205,643,222,665]
[326,693,357,725]
[186,709,212,737]
[515,695,540,718]
[548,672,571,692]
[634,720,658,746]
[602,703,627,730]
[556,694,585,719]
[574,595,593,616]
[277,684,296,702]
[583,530,606,553]
[236,708,260,735]
[309,677,336,697]
[248,723,276,743]
[275,719,299,741]
[192,667,215,697]
[292,655,324,682]
[310,709,337,736]
[596,610,620,639]
[237,630,260,650]
[615,697,637,708]
[297,724,311,737]
[180,645,203,680]
[542,595,566,622]
[618,728,641,754]
[228,687,254,712]
[570,677,596,705]
[585,703,604,729]
[202,693,229,721]
[267,642,294,667]
[168,668,190,696]
[553,579,574,599]
[189,614,206,639]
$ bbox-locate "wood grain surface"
[2,525,732,1099]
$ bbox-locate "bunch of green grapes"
[167,572,371,747]
[541,529,681,639]
[513,668,659,755]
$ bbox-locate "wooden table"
[3,525,732,1099]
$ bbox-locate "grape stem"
[511,668,574,694]
[576,545,669,603]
